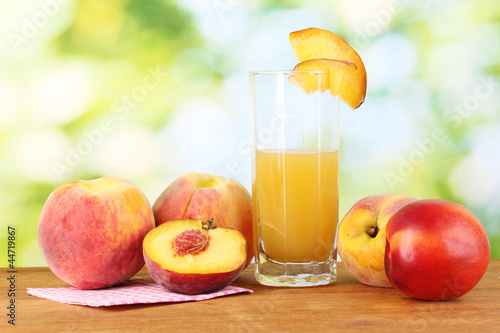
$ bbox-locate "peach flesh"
[143,219,247,295]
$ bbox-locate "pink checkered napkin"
[27,276,253,307]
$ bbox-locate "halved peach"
[143,219,247,295]
[289,27,367,109]
[289,58,357,96]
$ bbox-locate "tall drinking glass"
[250,69,345,287]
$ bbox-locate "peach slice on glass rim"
[288,58,357,96]
[143,218,247,295]
[289,27,367,109]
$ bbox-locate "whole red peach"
[38,176,155,289]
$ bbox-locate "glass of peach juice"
[250,69,342,287]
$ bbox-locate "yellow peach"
[337,194,417,287]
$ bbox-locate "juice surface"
[253,149,338,263]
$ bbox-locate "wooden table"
[4,260,499,332]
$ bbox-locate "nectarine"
[385,199,490,300]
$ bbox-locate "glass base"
[255,253,337,287]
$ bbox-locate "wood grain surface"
[2,260,499,332]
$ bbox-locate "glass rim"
[249,69,325,76]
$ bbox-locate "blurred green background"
[0,0,499,267]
